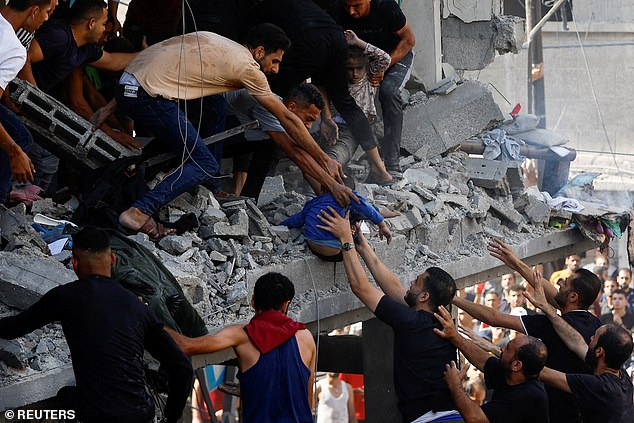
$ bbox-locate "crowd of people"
[1,0,634,422]
[0,0,417,236]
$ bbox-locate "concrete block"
[9,79,136,170]
[258,175,285,207]
[213,209,249,238]
[0,252,76,310]
[468,194,491,218]
[436,193,469,208]
[270,225,290,241]
[461,217,483,242]
[200,207,227,226]
[425,200,444,216]
[414,219,461,252]
[245,200,273,238]
[467,158,508,189]
[0,339,26,369]
[406,208,424,227]
[489,200,525,228]
[524,196,550,224]
[442,16,525,71]
[158,235,193,255]
[505,162,525,195]
[402,81,504,158]
[402,168,438,190]
[412,184,436,201]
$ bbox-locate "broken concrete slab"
[437,193,469,208]
[402,81,504,159]
[441,15,525,71]
[213,209,249,238]
[403,168,438,190]
[158,235,193,255]
[9,79,137,170]
[0,252,76,310]
[258,175,286,207]
[245,200,274,238]
[489,200,525,229]
[0,339,27,369]
[467,158,508,189]
[442,0,502,23]
[0,205,49,254]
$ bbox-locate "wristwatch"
[342,242,355,251]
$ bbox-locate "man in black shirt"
[245,0,389,183]
[325,0,415,174]
[600,289,634,330]
[524,279,634,423]
[435,306,549,423]
[454,240,602,422]
[317,208,461,422]
[0,228,192,423]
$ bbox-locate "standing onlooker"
[600,289,634,331]
[549,254,582,284]
[599,278,618,315]
[0,0,52,202]
[616,268,634,309]
[316,372,357,423]
[326,0,415,176]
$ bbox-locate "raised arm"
[255,94,344,183]
[538,367,572,393]
[452,296,525,333]
[316,208,384,312]
[523,270,589,361]
[488,240,559,309]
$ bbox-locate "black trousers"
[268,27,377,152]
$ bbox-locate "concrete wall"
[463,1,634,191]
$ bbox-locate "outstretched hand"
[433,305,459,342]
[316,206,353,242]
[488,239,521,270]
[523,269,552,313]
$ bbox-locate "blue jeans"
[379,51,414,170]
[116,87,219,217]
[0,104,33,202]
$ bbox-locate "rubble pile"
[0,149,566,390]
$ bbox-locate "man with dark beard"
[524,278,634,423]
[453,240,603,422]
[316,208,461,423]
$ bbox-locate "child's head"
[347,46,368,84]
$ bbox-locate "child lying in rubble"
[282,191,395,262]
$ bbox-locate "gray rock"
[213,209,249,238]
[258,176,286,207]
[158,235,193,255]
[209,251,228,262]
[0,339,26,369]
[403,168,438,190]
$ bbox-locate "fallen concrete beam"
[0,364,74,411]
[0,252,76,310]
[402,81,504,158]
[441,15,525,70]
[190,228,596,367]
[9,79,137,170]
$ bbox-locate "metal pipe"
[525,0,568,47]
[459,140,577,162]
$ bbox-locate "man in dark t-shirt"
[435,307,549,423]
[0,228,192,423]
[317,209,460,422]
[325,0,415,174]
[525,283,634,423]
[454,239,603,422]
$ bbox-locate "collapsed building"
[0,1,632,421]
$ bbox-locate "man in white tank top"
[316,372,357,423]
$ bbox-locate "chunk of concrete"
[436,193,469,208]
[489,200,525,228]
[0,251,76,310]
[467,158,508,189]
[158,235,193,255]
[258,175,286,207]
[245,200,274,238]
[213,209,249,238]
[442,15,525,70]
[270,225,290,242]
[0,339,27,369]
[402,81,504,159]
[403,168,438,190]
